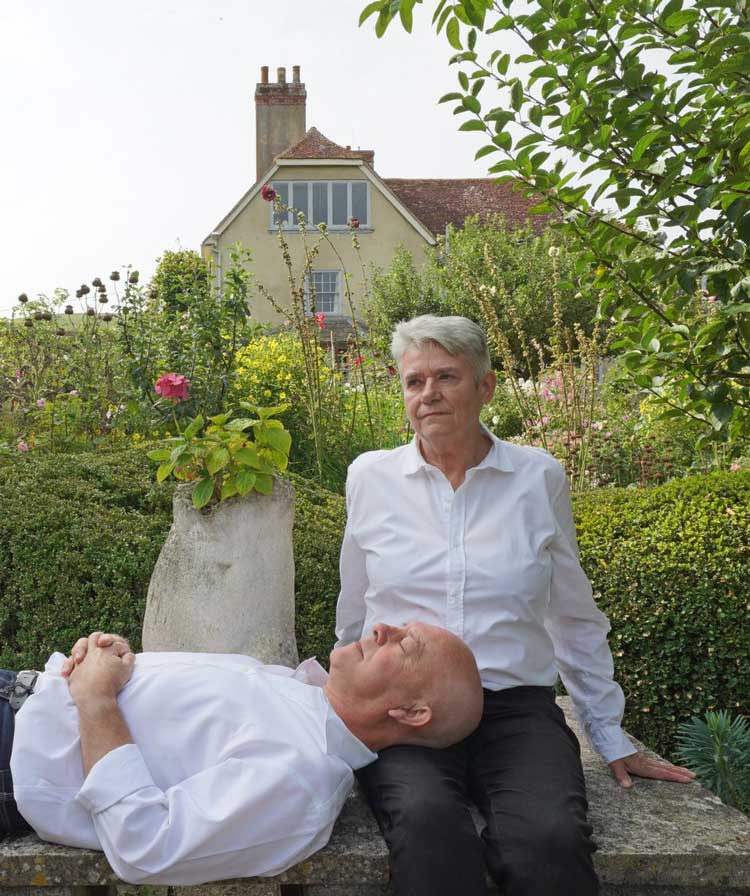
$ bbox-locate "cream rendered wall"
[206,164,432,325]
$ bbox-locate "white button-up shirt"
[12,652,376,885]
[335,432,634,764]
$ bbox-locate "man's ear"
[387,704,433,729]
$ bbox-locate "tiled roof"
[383,178,553,237]
[277,127,375,166]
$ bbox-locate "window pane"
[272,182,289,226]
[291,182,309,224]
[351,182,368,225]
[308,270,339,314]
[331,183,348,226]
[312,182,328,225]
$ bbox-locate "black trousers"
[0,670,32,837]
[357,686,599,896]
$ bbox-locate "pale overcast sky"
[0,0,520,315]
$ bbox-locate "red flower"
[261,184,277,202]
[387,365,397,375]
[314,312,326,330]
[154,372,191,402]
[349,217,360,230]
[353,355,364,367]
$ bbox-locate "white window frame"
[304,269,342,315]
[269,181,371,231]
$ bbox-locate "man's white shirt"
[12,652,376,885]
[335,431,634,764]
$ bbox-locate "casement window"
[304,270,341,314]
[270,181,370,230]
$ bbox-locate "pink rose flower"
[17,441,29,453]
[154,372,191,402]
[261,184,277,203]
[36,398,46,408]
[730,462,741,472]
[314,312,326,330]
[349,217,360,230]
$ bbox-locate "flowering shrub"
[234,333,319,409]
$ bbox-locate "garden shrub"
[575,471,750,756]
[1,449,747,761]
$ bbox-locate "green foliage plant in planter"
[147,372,291,508]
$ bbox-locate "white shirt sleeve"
[75,742,348,885]
[334,470,369,647]
[542,465,636,765]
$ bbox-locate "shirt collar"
[400,424,514,476]
[323,698,378,770]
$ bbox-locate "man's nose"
[372,623,403,645]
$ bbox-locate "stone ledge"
[3,699,749,894]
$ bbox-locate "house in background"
[202,66,547,338]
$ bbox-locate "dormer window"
[270,181,370,230]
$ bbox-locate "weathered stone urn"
[142,478,298,666]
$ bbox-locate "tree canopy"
[360,0,750,441]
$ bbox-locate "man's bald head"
[326,622,483,752]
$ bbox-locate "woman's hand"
[608,751,696,788]
[61,632,132,678]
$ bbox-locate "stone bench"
[3,699,749,896]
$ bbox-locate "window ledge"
[267,227,374,235]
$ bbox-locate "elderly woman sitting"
[335,315,693,896]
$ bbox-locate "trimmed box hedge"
[0,449,747,757]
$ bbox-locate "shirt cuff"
[586,722,638,765]
[76,743,155,814]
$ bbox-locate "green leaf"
[182,415,204,440]
[147,449,172,462]
[256,404,289,419]
[260,427,292,455]
[359,1,384,26]
[253,473,274,495]
[156,462,175,483]
[209,412,232,425]
[463,94,481,113]
[205,447,230,476]
[221,476,239,501]
[192,477,215,509]
[234,446,261,466]
[475,144,500,159]
[510,79,523,111]
[235,469,257,496]
[439,91,464,103]
[446,16,462,49]
[631,130,663,163]
[399,0,413,32]
[488,14,514,31]
[224,417,256,431]
[459,119,487,131]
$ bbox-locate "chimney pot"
[260,65,268,84]
[292,65,301,83]
[277,67,286,84]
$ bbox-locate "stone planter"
[142,478,298,666]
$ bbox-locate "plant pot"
[142,478,298,666]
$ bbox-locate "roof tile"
[384,178,553,236]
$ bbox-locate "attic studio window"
[270,181,369,229]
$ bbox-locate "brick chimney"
[254,65,306,182]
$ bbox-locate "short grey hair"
[390,315,491,384]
